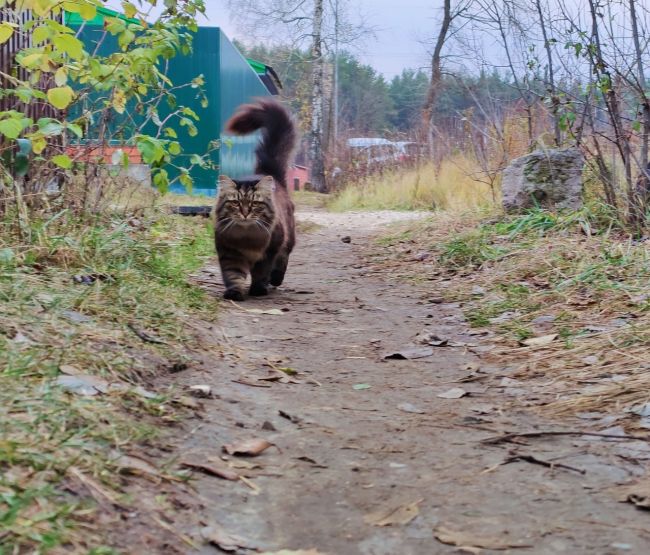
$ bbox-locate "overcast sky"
[124,0,443,79]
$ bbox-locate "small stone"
[531,314,557,325]
[341,236,352,244]
[188,384,212,398]
[61,310,93,324]
[581,355,600,366]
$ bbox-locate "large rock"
[502,148,584,212]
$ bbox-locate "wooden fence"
[0,5,61,121]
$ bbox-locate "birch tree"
[227,0,367,192]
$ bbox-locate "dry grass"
[329,157,497,212]
[367,206,650,420]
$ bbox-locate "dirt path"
[176,209,650,555]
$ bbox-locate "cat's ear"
[256,175,275,196]
[218,175,237,194]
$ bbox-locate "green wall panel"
[217,29,270,182]
[72,19,271,196]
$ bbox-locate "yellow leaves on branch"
[62,1,98,21]
[0,22,16,44]
[47,86,74,110]
[112,90,127,114]
[1,0,99,19]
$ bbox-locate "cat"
[214,98,298,301]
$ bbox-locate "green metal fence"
[71,10,271,196]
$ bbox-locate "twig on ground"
[127,323,167,344]
[481,430,650,445]
[504,452,586,474]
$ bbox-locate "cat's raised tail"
[225,98,297,187]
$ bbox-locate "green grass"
[0,211,217,553]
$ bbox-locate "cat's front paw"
[249,283,269,297]
[223,289,245,301]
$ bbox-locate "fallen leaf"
[223,438,275,457]
[295,456,328,469]
[463,362,481,372]
[416,332,449,347]
[434,526,532,550]
[55,375,109,396]
[73,273,113,285]
[59,364,83,376]
[260,550,325,555]
[437,387,468,399]
[244,308,285,315]
[364,499,422,526]
[279,410,303,423]
[397,403,425,414]
[132,386,157,399]
[173,395,202,409]
[227,459,261,470]
[201,524,257,552]
[260,550,327,555]
[521,334,558,347]
[113,454,161,478]
[180,459,239,481]
[618,478,650,510]
[455,373,487,383]
[489,311,522,324]
[257,369,302,384]
[353,383,371,390]
[383,347,434,360]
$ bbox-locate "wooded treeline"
[238,41,519,139]
[232,0,650,225]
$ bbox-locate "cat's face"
[216,176,276,234]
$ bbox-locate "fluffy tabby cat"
[214,99,297,301]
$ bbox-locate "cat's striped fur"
[214,99,297,301]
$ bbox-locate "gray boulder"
[502,148,584,212]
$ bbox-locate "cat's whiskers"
[254,219,271,237]
[219,219,237,234]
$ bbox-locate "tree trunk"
[422,0,452,161]
[309,0,326,192]
[629,0,649,225]
[535,0,561,146]
[630,0,648,171]
[588,0,632,217]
